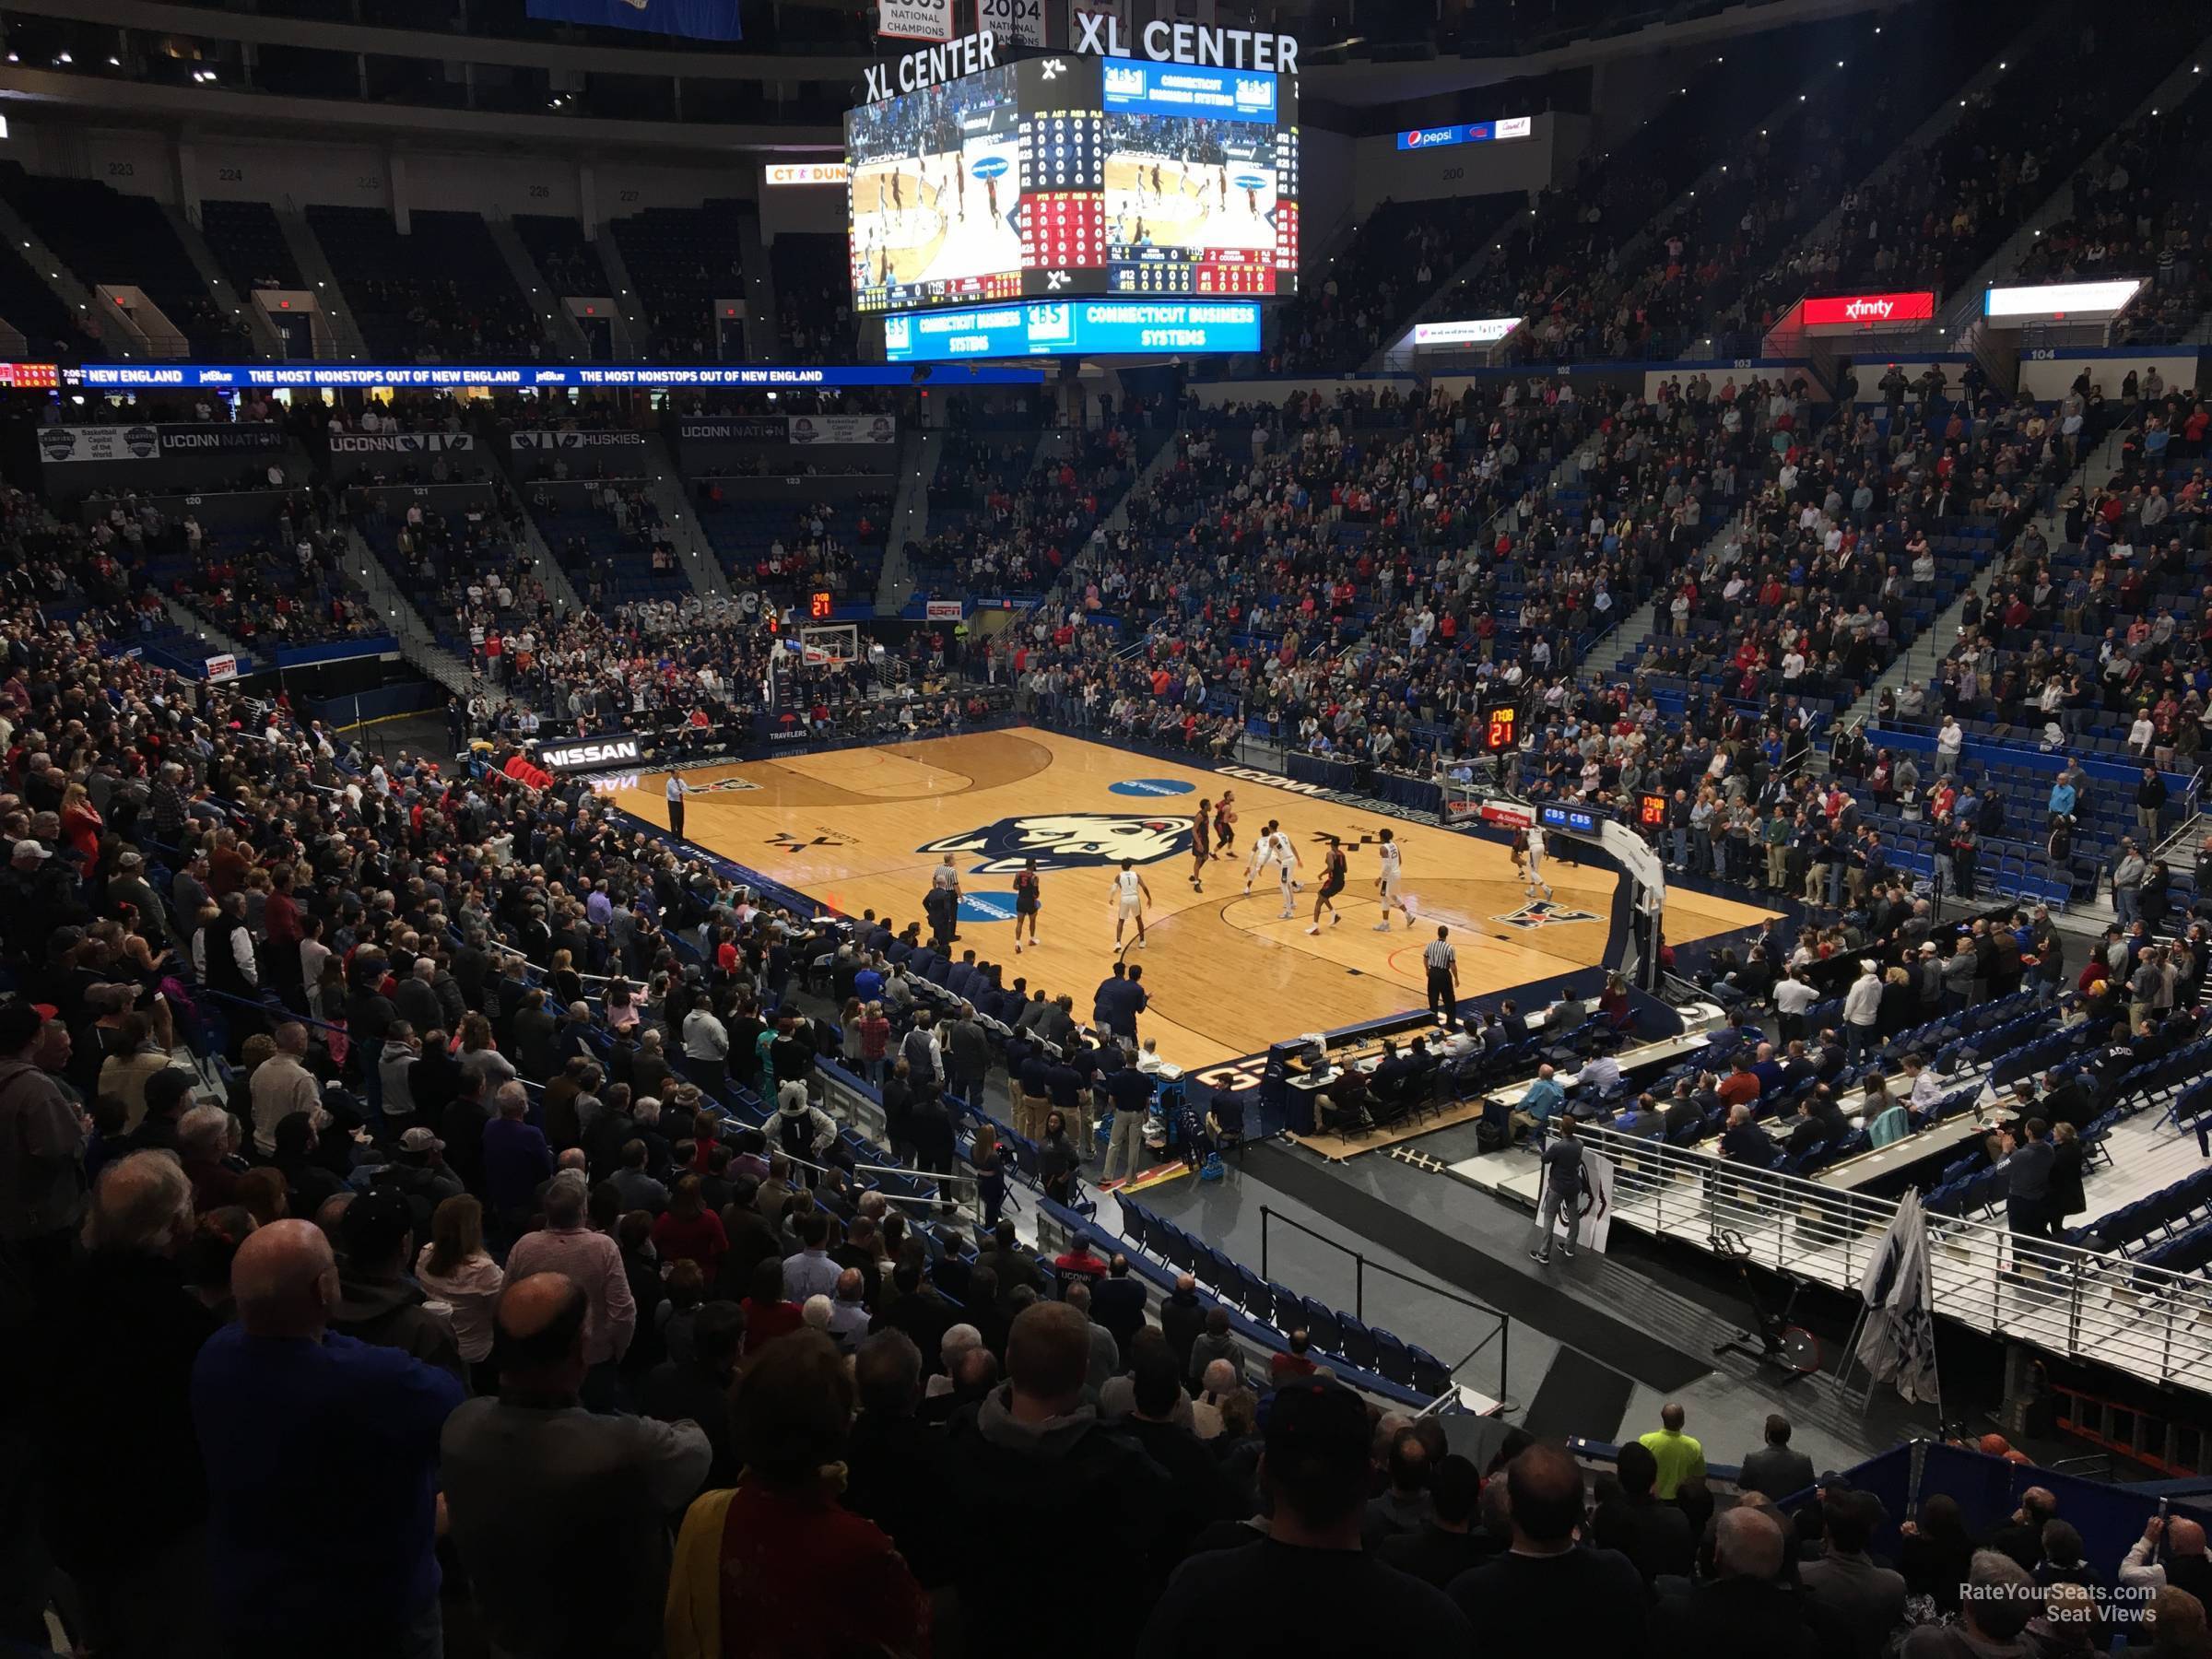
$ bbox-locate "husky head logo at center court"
[922,814,1192,875]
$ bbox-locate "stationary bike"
[1709,1229,1822,1382]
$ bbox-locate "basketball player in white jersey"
[1108,857,1152,950]
[1269,825,1303,919]
[1373,826,1414,929]
[1524,824,1556,901]
[1242,818,1279,895]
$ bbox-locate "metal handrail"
[1257,1204,1512,1407]
[1573,1122,2212,1395]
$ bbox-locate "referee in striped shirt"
[1424,925,1460,1024]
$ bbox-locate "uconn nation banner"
[524,0,739,41]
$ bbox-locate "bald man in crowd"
[2122,1514,2212,1605]
[191,1219,465,1659]
[441,1272,711,1659]
[1652,1504,1825,1656]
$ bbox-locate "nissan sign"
[1798,291,1936,329]
[537,734,643,772]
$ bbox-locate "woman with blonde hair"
[59,777,103,869]
[548,947,582,1008]
[417,1194,504,1393]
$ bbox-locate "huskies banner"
[330,432,477,454]
[1573,1148,1616,1254]
[508,429,650,452]
[524,0,739,41]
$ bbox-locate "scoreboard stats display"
[848,49,1299,312]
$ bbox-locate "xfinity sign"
[537,735,643,772]
[1798,290,1935,330]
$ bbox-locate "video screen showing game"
[847,65,1023,313]
[1099,64,1298,296]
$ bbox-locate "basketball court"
[607,727,1773,1070]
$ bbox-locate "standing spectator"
[330,1187,465,1382]
[947,1301,1169,1659]
[1592,1441,1695,1583]
[665,1329,927,1659]
[481,1079,554,1240]
[1802,1490,1909,1658]
[1900,1552,2041,1659]
[1377,1454,1501,1590]
[0,999,88,1307]
[1444,1442,1645,1651]
[505,1169,638,1405]
[41,1152,220,1659]
[414,1194,505,1394]
[1651,1506,1821,1659]
[1843,959,1882,1065]
[1090,1253,1148,1357]
[1736,1413,1817,1501]
[1140,1379,1470,1657]
[1638,1402,1707,1500]
[191,1219,464,1659]
[443,1272,712,1659]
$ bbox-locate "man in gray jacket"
[441,1273,711,1659]
[1736,1413,1817,1500]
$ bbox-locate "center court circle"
[1108,778,1195,797]
[959,892,1022,923]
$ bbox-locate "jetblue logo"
[921,813,1192,875]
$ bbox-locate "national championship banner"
[979,0,1045,44]
[507,429,650,451]
[524,0,739,41]
[786,414,898,445]
[39,425,161,464]
[878,0,955,40]
[329,432,477,454]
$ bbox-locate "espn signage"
[1798,290,1935,330]
[1396,116,1532,150]
[537,732,644,772]
[1983,278,2144,324]
[1411,316,1522,349]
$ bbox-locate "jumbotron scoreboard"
[848,28,1300,312]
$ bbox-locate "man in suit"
[1800,1490,1907,1659]
[1736,1414,1817,1501]
[1089,1254,1147,1359]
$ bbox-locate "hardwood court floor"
[607,727,1776,1072]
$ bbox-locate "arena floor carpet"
[608,726,1773,1071]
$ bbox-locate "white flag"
[1855,1187,1941,1405]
